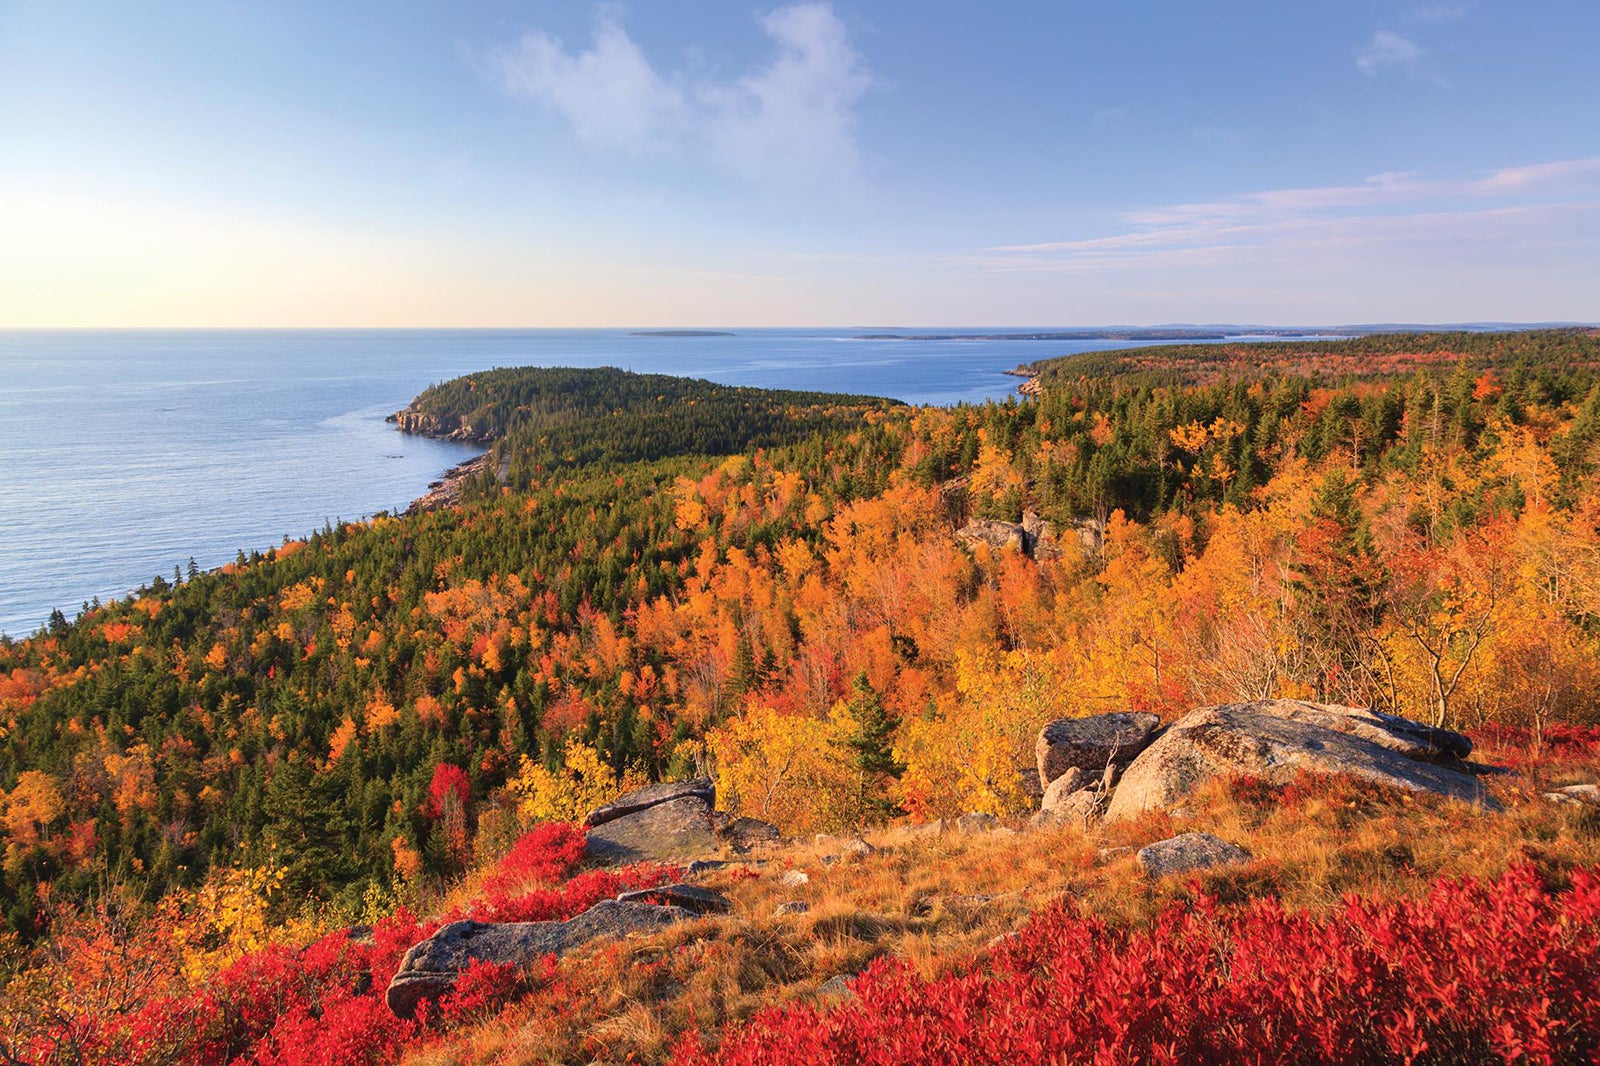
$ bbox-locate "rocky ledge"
[387,900,696,1018]
[385,778,766,1017]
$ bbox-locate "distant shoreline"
[854,329,1234,342]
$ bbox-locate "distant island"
[855,329,1236,341]
[630,329,736,337]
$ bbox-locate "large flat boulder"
[1105,700,1492,821]
[386,900,692,1017]
[585,778,715,828]
[585,794,718,865]
[1036,712,1162,791]
[1137,833,1252,878]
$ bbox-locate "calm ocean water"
[0,328,1292,638]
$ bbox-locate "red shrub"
[1473,724,1600,771]
[480,822,588,900]
[252,991,415,1066]
[438,958,536,1025]
[673,864,1600,1066]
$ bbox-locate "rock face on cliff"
[386,900,693,1017]
[387,406,495,444]
[1036,712,1163,791]
[955,510,1103,562]
[584,779,718,865]
[1105,700,1490,821]
[956,518,1029,554]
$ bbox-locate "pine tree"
[837,671,906,823]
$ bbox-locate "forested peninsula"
[5,331,1600,1063]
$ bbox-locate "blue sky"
[1,1,1596,326]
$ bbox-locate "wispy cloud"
[481,3,873,184]
[1091,104,1133,128]
[1355,30,1425,76]
[978,158,1600,274]
[1409,4,1468,22]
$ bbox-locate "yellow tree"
[1380,522,1509,728]
[2,771,64,873]
[707,701,857,834]
[507,738,647,824]
[898,647,1074,820]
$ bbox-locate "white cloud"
[485,6,685,152]
[700,4,873,181]
[483,3,873,184]
[979,158,1600,276]
[1355,30,1424,76]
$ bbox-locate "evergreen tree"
[837,671,906,824]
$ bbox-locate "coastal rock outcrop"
[1036,712,1162,791]
[1105,700,1491,822]
[584,779,718,865]
[387,406,495,444]
[403,454,492,516]
[386,900,693,1017]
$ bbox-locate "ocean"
[0,327,1292,638]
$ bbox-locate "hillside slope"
[6,332,1600,1063]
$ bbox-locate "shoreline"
[403,452,493,515]
[1003,366,1042,396]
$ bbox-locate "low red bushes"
[674,864,1600,1066]
[1473,724,1600,772]
[462,865,676,924]
[13,822,676,1066]
[481,821,588,897]
[453,821,677,924]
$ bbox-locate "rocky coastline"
[1004,366,1042,396]
[403,453,492,516]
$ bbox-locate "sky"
[1,1,1597,328]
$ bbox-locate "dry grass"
[403,753,1600,1065]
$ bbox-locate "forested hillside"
[5,333,1600,937]
[391,367,900,489]
[1023,327,1600,387]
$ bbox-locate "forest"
[5,332,1600,1063]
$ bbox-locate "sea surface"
[0,327,1300,638]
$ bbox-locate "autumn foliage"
[0,823,674,1066]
